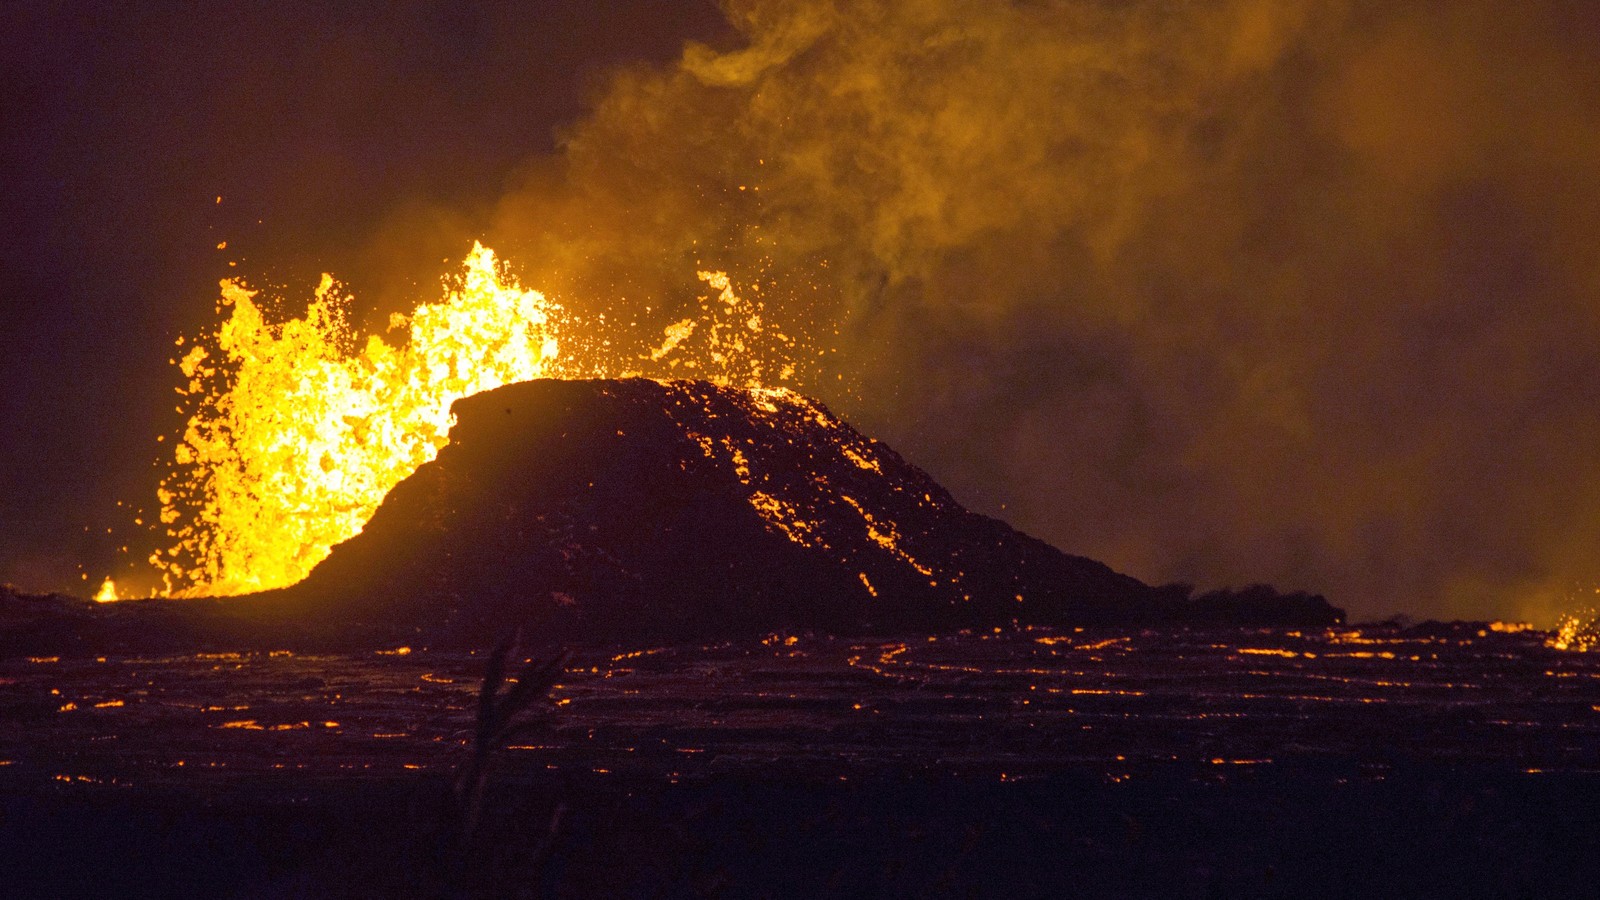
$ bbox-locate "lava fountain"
[147,244,796,598]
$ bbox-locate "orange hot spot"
[93,577,118,603]
[1549,611,1598,653]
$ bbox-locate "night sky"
[3,0,1599,623]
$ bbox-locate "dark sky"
[4,0,1600,623]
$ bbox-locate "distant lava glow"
[151,244,797,597]
[1540,586,1600,653]
[1549,609,1599,653]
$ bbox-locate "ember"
[1550,609,1600,653]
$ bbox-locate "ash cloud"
[467,0,1600,622]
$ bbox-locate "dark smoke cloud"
[454,0,1600,622]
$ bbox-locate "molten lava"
[153,244,795,597]
[1549,610,1599,653]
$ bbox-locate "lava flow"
[147,244,797,598]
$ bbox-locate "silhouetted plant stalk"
[451,634,569,847]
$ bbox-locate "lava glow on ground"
[6,624,1598,782]
[6,623,1600,895]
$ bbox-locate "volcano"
[3,379,1338,653]
[287,377,1157,640]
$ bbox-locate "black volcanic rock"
[277,378,1159,641]
[0,379,1342,654]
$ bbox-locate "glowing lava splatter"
[1549,609,1599,653]
[152,244,798,597]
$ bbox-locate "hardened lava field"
[6,623,1600,899]
[5,623,1597,782]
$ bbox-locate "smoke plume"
[400,0,1600,623]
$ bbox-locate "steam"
[407,0,1599,622]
